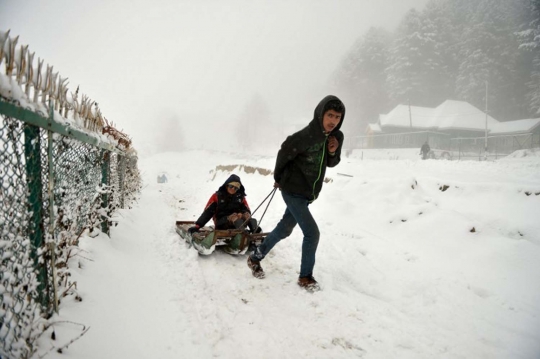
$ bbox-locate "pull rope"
[241,187,277,232]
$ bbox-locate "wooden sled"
[175,221,267,255]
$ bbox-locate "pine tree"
[455,0,525,120]
[422,0,464,101]
[385,9,446,108]
[330,0,538,126]
[516,0,540,115]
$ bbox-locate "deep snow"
[35,148,540,359]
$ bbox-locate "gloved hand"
[188,226,199,235]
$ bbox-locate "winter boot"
[297,275,320,292]
[247,256,265,279]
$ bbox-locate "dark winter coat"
[274,95,345,201]
[195,174,251,229]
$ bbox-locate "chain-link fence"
[347,131,451,151]
[1,30,141,358]
[347,131,540,160]
[450,133,540,160]
[0,100,141,358]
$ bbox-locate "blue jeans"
[254,191,320,278]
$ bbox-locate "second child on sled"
[189,174,262,235]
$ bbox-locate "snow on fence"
[0,30,141,358]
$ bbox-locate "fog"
[0,0,430,154]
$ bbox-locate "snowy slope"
[35,149,540,359]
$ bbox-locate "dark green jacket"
[274,95,345,201]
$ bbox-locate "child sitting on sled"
[188,174,262,234]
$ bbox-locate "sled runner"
[175,221,267,255]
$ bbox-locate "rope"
[241,187,277,232]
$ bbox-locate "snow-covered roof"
[434,100,499,131]
[489,118,540,135]
[376,100,500,132]
[366,123,382,133]
[379,105,436,129]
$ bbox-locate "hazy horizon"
[1,0,431,153]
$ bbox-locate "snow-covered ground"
[35,149,540,359]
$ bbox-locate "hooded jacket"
[194,174,251,228]
[274,95,345,201]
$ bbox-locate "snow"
[35,149,540,359]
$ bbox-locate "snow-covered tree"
[455,0,526,120]
[422,0,465,100]
[516,0,540,115]
[331,0,538,125]
[386,9,447,108]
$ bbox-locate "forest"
[332,0,540,135]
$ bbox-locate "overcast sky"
[1,0,430,151]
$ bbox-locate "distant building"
[375,100,499,137]
[359,100,540,154]
[490,118,540,136]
